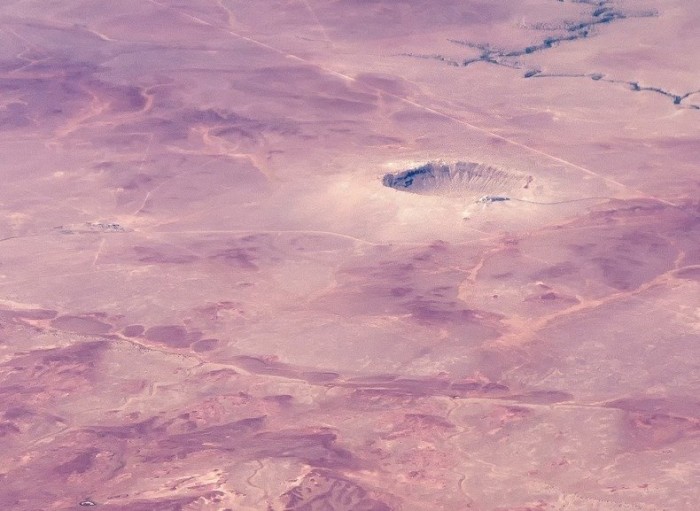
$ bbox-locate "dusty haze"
[0,0,698,509]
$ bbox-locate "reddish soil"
[0,0,697,509]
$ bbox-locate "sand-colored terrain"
[0,0,698,509]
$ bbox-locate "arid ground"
[0,1,698,509]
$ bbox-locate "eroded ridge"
[278,470,391,511]
[382,161,529,197]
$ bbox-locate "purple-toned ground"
[0,1,698,510]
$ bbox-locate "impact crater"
[382,160,531,198]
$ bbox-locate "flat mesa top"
[0,0,698,510]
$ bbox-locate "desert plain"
[0,0,698,509]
